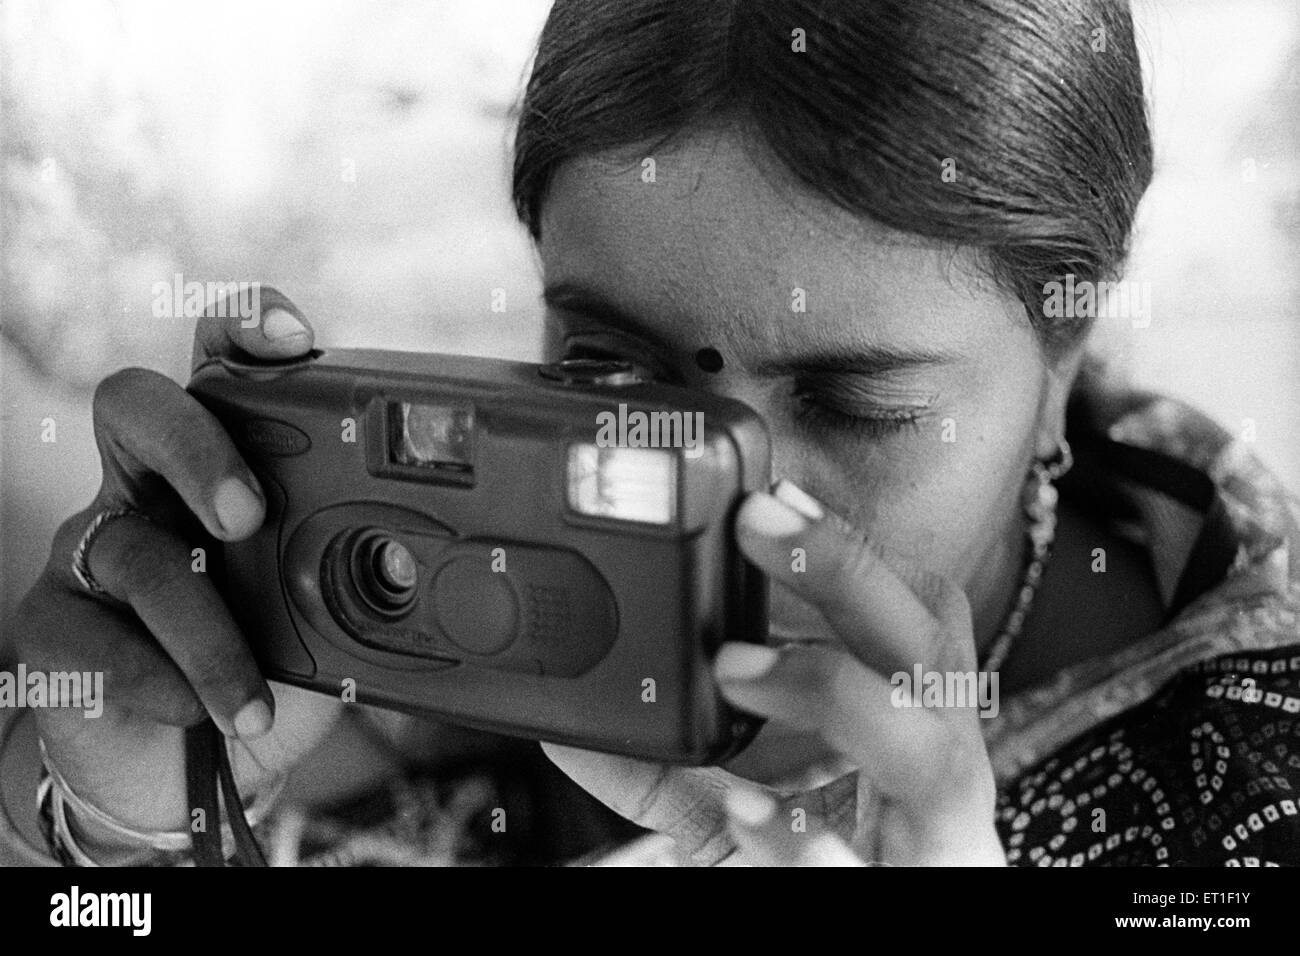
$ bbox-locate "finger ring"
[70,505,150,597]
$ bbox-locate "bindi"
[695,347,725,373]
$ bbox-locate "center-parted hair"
[512,0,1153,358]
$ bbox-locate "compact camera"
[187,348,770,764]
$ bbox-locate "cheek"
[768,391,1040,584]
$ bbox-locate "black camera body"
[188,348,770,764]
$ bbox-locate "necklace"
[979,461,1061,674]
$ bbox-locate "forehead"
[536,127,1024,356]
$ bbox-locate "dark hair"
[512,0,1153,358]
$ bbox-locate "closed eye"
[790,383,931,438]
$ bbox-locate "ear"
[1033,346,1086,461]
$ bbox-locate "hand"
[12,286,344,855]
[544,479,1005,866]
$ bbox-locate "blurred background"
[2,0,1298,640]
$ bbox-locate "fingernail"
[772,479,825,520]
[726,788,777,827]
[234,698,273,740]
[260,308,308,342]
[715,643,780,681]
[213,478,263,538]
[743,494,808,538]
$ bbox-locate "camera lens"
[350,533,419,615]
[375,539,417,592]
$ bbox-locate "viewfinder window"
[390,401,474,474]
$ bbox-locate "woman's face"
[537,128,1072,774]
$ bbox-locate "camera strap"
[184,720,268,867]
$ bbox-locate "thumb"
[191,284,314,371]
[541,742,740,865]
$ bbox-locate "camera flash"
[567,444,677,525]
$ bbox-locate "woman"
[10,0,1300,866]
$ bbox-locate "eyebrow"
[541,282,682,354]
[753,344,959,378]
[542,281,960,377]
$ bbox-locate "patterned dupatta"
[983,380,1300,784]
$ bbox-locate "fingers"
[714,639,1002,843]
[83,512,274,740]
[540,742,739,865]
[190,284,313,370]
[226,683,344,789]
[736,480,972,676]
[589,833,680,866]
[93,367,265,541]
[724,480,1001,854]
[15,572,205,727]
[40,358,283,742]
[714,642,950,800]
[724,788,864,866]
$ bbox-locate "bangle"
[38,770,161,866]
[38,737,286,865]
[39,771,166,866]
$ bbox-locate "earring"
[1023,439,1071,553]
[1039,439,1073,482]
[982,439,1073,672]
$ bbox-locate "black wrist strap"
[217,728,269,866]
[184,719,268,867]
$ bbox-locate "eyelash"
[562,342,619,362]
[560,339,682,384]
[791,392,925,438]
[564,339,923,438]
